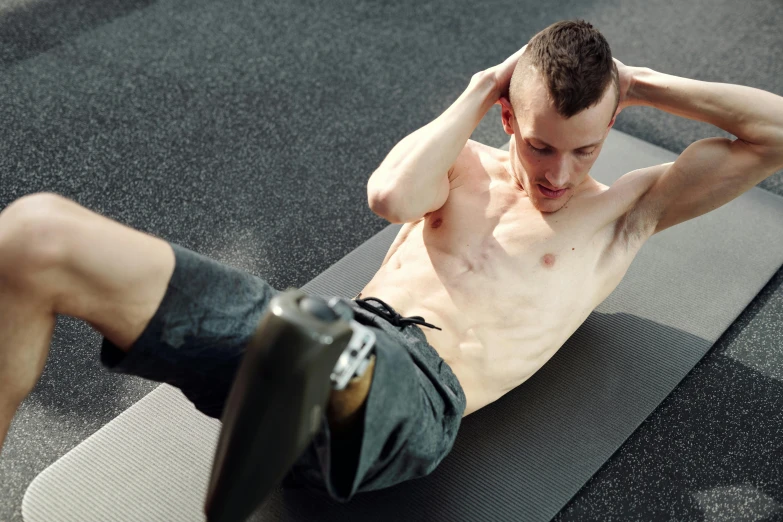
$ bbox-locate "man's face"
[500,70,617,213]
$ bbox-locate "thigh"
[100,242,281,419]
[284,310,467,502]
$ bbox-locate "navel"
[541,253,556,268]
[431,217,443,229]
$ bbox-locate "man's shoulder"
[469,138,509,156]
[599,164,670,245]
[447,139,500,185]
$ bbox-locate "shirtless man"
[1,19,782,504]
[364,23,783,417]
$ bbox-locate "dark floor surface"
[1,0,782,520]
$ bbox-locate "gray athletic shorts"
[100,242,467,502]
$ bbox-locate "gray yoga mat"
[22,129,783,521]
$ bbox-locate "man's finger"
[511,44,528,60]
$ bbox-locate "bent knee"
[0,192,75,277]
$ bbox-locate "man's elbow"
[368,190,406,224]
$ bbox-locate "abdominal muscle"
[355,216,612,418]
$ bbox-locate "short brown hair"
[509,20,619,119]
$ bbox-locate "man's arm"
[633,67,783,151]
[626,67,783,236]
[367,72,497,223]
[367,45,528,224]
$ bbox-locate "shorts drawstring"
[353,297,442,331]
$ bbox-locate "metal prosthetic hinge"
[325,297,377,391]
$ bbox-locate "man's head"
[500,19,619,212]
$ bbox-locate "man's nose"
[546,160,570,188]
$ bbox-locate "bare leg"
[0,286,56,451]
[0,193,373,454]
[0,193,175,453]
[327,355,376,438]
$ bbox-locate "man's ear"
[498,97,515,135]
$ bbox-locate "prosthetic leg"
[204,288,376,522]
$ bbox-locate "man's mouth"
[538,184,567,198]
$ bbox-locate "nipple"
[431,217,443,229]
[541,253,556,268]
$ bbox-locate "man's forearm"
[631,67,783,149]
[368,72,497,222]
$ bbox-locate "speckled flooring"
[1,0,782,520]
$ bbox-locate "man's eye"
[528,142,595,157]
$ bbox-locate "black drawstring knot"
[353,297,442,331]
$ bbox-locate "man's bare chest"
[421,179,623,313]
